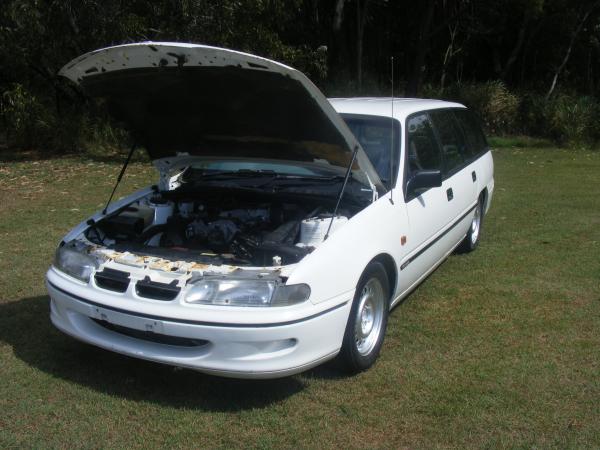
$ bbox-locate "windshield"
[341,114,401,186]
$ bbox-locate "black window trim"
[403,107,490,203]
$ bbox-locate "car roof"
[328,97,466,122]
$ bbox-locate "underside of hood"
[59,42,383,190]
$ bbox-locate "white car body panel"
[47,46,494,378]
[47,270,350,378]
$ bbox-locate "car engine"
[86,191,350,267]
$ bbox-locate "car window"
[429,110,467,175]
[342,115,400,187]
[406,113,441,177]
[453,109,488,158]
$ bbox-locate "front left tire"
[338,261,390,373]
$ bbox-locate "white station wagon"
[46,43,494,378]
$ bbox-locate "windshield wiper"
[188,169,277,180]
[252,174,346,189]
[184,169,345,186]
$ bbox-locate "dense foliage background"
[1,0,600,153]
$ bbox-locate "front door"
[397,112,459,296]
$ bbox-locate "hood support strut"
[102,142,137,215]
[324,145,359,241]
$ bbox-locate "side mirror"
[407,170,442,197]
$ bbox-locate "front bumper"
[46,269,351,379]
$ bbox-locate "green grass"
[1,147,599,448]
[487,135,555,149]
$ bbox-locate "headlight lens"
[54,241,99,282]
[272,283,312,306]
[185,279,310,307]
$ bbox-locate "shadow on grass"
[0,295,319,411]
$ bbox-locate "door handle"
[446,188,453,201]
[472,171,477,182]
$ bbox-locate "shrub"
[547,95,600,147]
[520,93,600,147]
[0,83,53,148]
[0,83,131,155]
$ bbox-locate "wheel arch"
[480,187,489,214]
[370,253,398,302]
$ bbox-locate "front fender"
[286,191,408,304]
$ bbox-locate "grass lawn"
[0,145,599,448]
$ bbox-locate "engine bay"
[85,187,353,267]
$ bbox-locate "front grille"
[92,319,208,347]
[135,277,180,301]
[95,268,130,293]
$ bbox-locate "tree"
[405,0,437,96]
[355,0,370,90]
[545,0,600,99]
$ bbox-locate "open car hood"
[59,42,383,190]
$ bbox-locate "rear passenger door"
[453,109,492,201]
[428,109,478,241]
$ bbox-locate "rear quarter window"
[453,109,488,158]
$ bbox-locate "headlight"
[185,278,310,307]
[54,241,99,282]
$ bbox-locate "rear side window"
[406,113,441,177]
[454,109,488,158]
[429,110,467,175]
